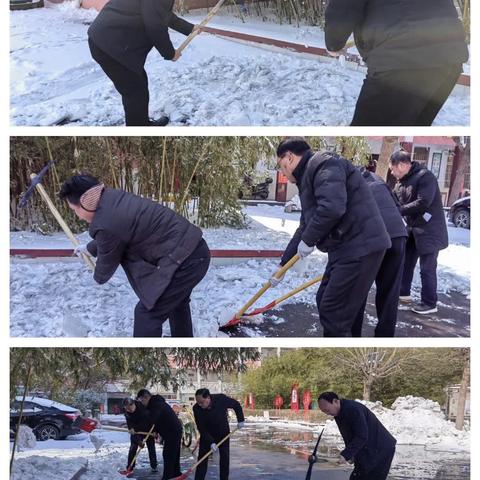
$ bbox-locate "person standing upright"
[390,151,449,315]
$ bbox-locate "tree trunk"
[376,137,399,181]
[455,351,470,430]
[363,377,373,401]
[448,137,470,206]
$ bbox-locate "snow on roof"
[15,396,78,413]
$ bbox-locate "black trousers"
[127,434,157,470]
[89,39,150,126]
[352,237,406,337]
[134,239,211,337]
[350,448,395,480]
[161,429,183,480]
[317,250,385,337]
[194,439,230,480]
[400,234,439,308]
[351,64,463,126]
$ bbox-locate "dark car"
[10,396,82,441]
[448,196,470,229]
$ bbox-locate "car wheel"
[453,209,470,229]
[36,424,60,441]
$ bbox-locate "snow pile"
[16,426,37,451]
[89,432,106,452]
[324,396,469,452]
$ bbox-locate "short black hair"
[59,174,100,205]
[276,137,311,158]
[390,150,412,166]
[318,392,339,403]
[195,388,210,398]
[136,389,151,399]
[123,397,135,407]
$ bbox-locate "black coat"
[86,188,204,310]
[361,170,407,240]
[335,399,396,473]
[325,0,468,72]
[125,400,154,433]
[146,395,182,437]
[88,0,194,74]
[193,394,245,445]
[281,151,391,265]
[393,162,449,255]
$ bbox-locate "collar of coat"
[292,149,315,184]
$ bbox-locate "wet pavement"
[229,290,470,337]
[130,425,469,480]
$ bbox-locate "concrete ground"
[229,290,470,338]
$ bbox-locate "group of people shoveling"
[94,390,396,480]
[116,389,244,479]
[57,136,448,338]
[86,0,468,126]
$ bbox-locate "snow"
[16,426,37,451]
[14,396,79,413]
[10,206,470,337]
[10,4,469,126]
[320,397,470,456]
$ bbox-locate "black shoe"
[411,302,438,315]
[148,116,170,126]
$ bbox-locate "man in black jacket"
[137,389,183,480]
[352,169,407,337]
[122,397,157,474]
[274,138,391,337]
[88,0,199,126]
[59,174,211,337]
[390,151,449,315]
[193,389,245,480]
[324,0,469,126]
[318,392,396,480]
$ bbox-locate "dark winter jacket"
[393,162,449,255]
[325,0,469,72]
[145,395,182,438]
[193,394,245,445]
[86,188,204,310]
[335,399,396,474]
[88,0,194,74]
[281,150,391,265]
[125,400,154,433]
[361,169,407,240]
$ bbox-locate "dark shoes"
[411,302,438,315]
[148,116,170,127]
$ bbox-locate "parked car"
[10,396,82,441]
[448,196,470,229]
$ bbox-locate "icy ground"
[10,3,469,126]
[10,400,470,480]
[10,205,470,337]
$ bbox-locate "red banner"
[273,394,284,410]
[303,390,311,411]
[291,385,299,411]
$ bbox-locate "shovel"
[119,424,156,477]
[177,0,226,55]
[170,429,237,480]
[305,428,324,480]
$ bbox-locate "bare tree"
[335,348,413,401]
[376,137,399,181]
[455,348,470,430]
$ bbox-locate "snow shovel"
[305,428,324,480]
[239,274,323,318]
[20,166,96,271]
[177,0,226,55]
[219,254,301,330]
[119,424,156,477]
[170,429,237,480]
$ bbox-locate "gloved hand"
[210,443,218,452]
[74,244,89,258]
[269,272,284,287]
[297,240,314,259]
[128,428,135,435]
[237,421,245,429]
